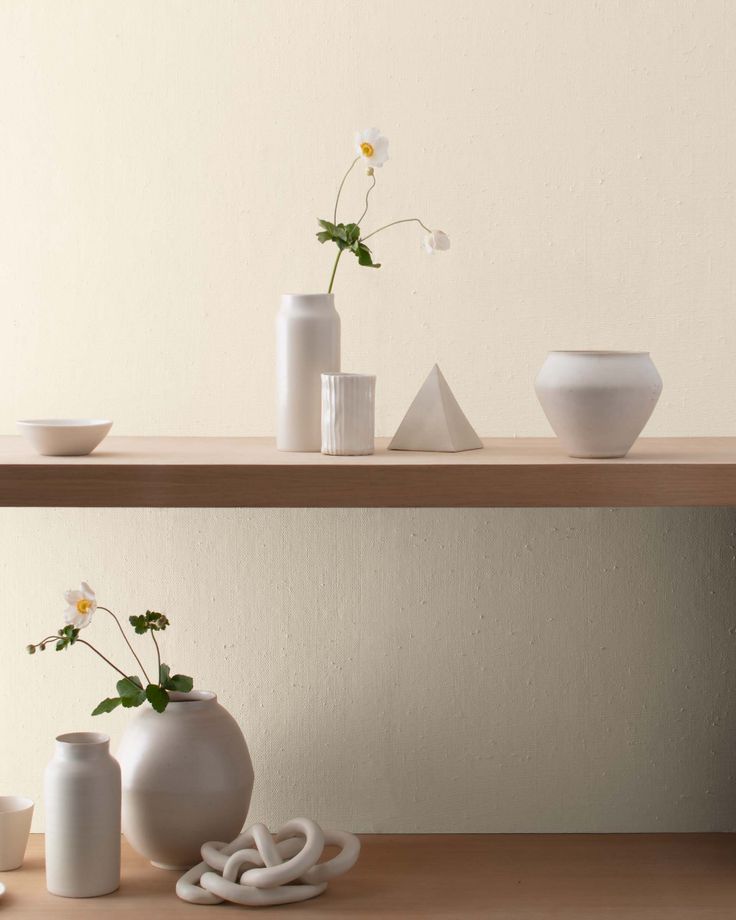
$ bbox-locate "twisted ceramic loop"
[176,817,361,907]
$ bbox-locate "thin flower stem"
[33,635,59,648]
[333,157,359,224]
[356,173,377,226]
[327,249,343,294]
[150,632,162,684]
[98,606,151,684]
[76,639,136,687]
[360,217,432,243]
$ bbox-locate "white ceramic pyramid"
[389,365,482,452]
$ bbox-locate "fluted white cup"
[321,374,376,456]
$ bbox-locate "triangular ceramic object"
[389,365,483,452]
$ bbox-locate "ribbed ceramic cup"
[321,373,376,456]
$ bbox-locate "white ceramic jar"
[117,691,254,870]
[321,373,376,456]
[45,732,121,898]
[534,351,663,458]
[277,294,340,452]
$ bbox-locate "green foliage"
[55,625,79,651]
[117,675,146,707]
[159,662,194,693]
[145,683,169,713]
[31,596,193,717]
[129,610,170,634]
[91,697,122,716]
[316,220,380,270]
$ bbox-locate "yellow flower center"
[76,598,92,614]
[360,142,374,158]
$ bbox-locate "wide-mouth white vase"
[534,350,663,458]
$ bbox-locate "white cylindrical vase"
[277,293,340,452]
[534,350,663,458]
[321,373,376,456]
[45,732,121,898]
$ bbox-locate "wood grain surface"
[1,436,736,507]
[3,833,736,918]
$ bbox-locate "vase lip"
[166,690,217,704]
[281,292,334,299]
[548,350,650,356]
[56,731,110,746]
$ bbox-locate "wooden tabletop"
[4,833,736,918]
[1,436,736,507]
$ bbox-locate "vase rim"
[56,731,110,746]
[167,690,217,704]
[281,292,334,299]
[548,350,649,356]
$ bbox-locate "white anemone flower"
[355,128,389,168]
[422,229,451,253]
[64,582,97,628]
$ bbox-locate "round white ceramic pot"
[117,691,254,870]
[534,351,663,458]
[277,293,340,452]
[45,732,121,898]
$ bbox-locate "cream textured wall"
[1,1,735,832]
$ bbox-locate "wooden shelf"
[7,833,736,918]
[1,436,735,508]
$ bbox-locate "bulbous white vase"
[534,351,663,458]
[117,691,254,870]
[45,732,120,898]
[277,293,340,452]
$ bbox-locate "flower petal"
[64,589,82,605]
[81,582,95,602]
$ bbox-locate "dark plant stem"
[98,606,151,684]
[151,632,162,684]
[76,639,137,689]
[333,157,359,224]
[356,173,377,225]
[327,249,343,294]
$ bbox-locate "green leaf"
[356,244,380,268]
[117,675,144,701]
[159,663,171,686]
[316,231,332,244]
[92,697,122,716]
[129,614,148,634]
[121,693,145,708]
[166,673,194,693]
[344,223,361,244]
[146,683,169,713]
[318,219,337,234]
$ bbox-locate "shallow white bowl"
[16,419,113,456]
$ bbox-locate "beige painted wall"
[1,1,735,832]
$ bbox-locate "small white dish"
[16,419,113,457]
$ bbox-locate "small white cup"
[0,796,34,870]
[321,373,376,456]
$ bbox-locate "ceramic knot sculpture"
[176,818,360,907]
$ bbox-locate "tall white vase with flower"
[276,127,451,451]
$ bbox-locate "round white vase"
[534,351,663,458]
[277,293,340,452]
[117,691,254,870]
[45,732,121,898]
